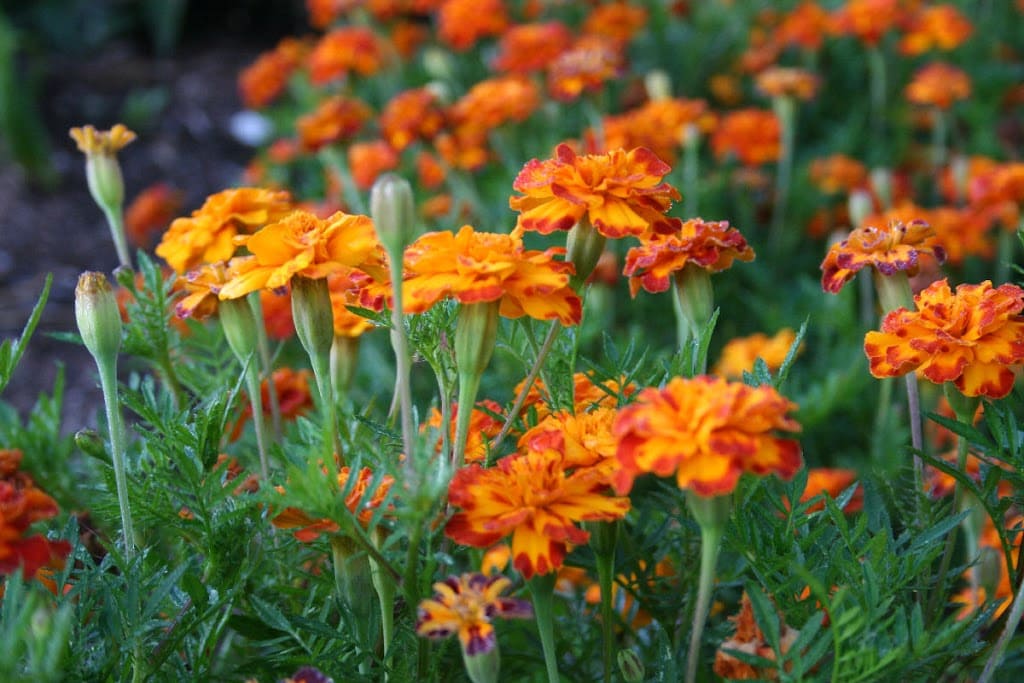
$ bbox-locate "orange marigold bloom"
[238,37,307,109]
[756,66,820,101]
[218,209,385,299]
[547,36,623,102]
[809,154,869,195]
[510,144,680,238]
[437,0,508,50]
[777,1,831,51]
[272,466,394,541]
[517,372,636,422]
[597,98,716,164]
[0,450,72,578]
[612,376,803,497]
[125,182,183,248]
[307,26,385,85]
[953,514,1021,620]
[434,127,491,172]
[400,225,581,324]
[711,108,781,166]
[829,0,909,46]
[796,467,862,513]
[449,75,540,133]
[416,151,446,189]
[905,62,971,110]
[899,5,973,55]
[416,573,533,655]
[348,140,401,190]
[970,162,1024,214]
[713,328,799,379]
[865,279,1024,398]
[713,592,800,681]
[518,407,618,479]
[379,87,445,151]
[446,448,631,578]
[175,261,231,320]
[425,400,504,463]
[927,205,994,266]
[296,95,373,152]
[328,271,376,337]
[492,22,572,74]
[819,219,945,294]
[156,187,293,274]
[624,218,755,297]
[582,1,648,45]
[306,0,349,28]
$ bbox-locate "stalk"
[770,95,796,253]
[596,551,616,683]
[491,321,561,453]
[99,360,136,557]
[242,362,270,480]
[684,520,723,683]
[529,573,561,683]
[102,206,132,270]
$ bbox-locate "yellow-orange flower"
[69,123,136,156]
[446,448,631,578]
[448,75,540,133]
[755,66,820,101]
[0,449,72,578]
[582,1,648,45]
[518,407,618,479]
[238,37,307,109]
[156,187,293,274]
[713,328,799,379]
[272,466,394,541]
[819,219,945,294]
[517,372,636,422]
[597,98,716,164]
[809,154,869,195]
[865,279,1024,398]
[437,0,508,50]
[416,573,533,655]
[400,225,582,326]
[492,21,572,74]
[230,367,314,442]
[905,62,971,110]
[612,376,803,497]
[307,26,385,85]
[218,210,385,299]
[379,87,445,151]
[510,144,680,238]
[425,400,504,464]
[926,451,1012,500]
[348,140,401,190]
[175,261,230,320]
[296,95,373,152]
[711,108,780,166]
[899,5,973,56]
[327,271,376,338]
[927,205,994,266]
[547,36,622,102]
[624,218,755,297]
[794,468,862,513]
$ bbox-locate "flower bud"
[370,173,416,259]
[673,262,714,341]
[645,69,672,102]
[618,649,645,683]
[462,644,501,683]
[847,189,873,230]
[218,297,259,365]
[454,301,501,385]
[69,124,135,215]
[75,272,122,363]
[74,429,110,463]
[566,215,607,288]
[291,275,335,364]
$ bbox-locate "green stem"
[904,373,925,500]
[997,227,1015,286]
[309,350,340,463]
[491,321,561,454]
[319,148,367,215]
[453,370,483,470]
[867,46,887,153]
[529,573,561,683]
[770,96,796,254]
[979,558,1024,682]
[102,206,132,269]
[930,106,947,172]
[370,530,395,678]
[98,358,136,557]
[250,293,282,439]
[243,362,270,480]
[387,252,416,466]
[684,521,723,683]
[682,126,700,219]
[596,551,616,683]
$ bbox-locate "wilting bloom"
[297,95,373,152]
[809,154,869,195]
[416,573,533,654]
[776,1,831,51]
[547,36,623,102]
[175,261,231,320]
[711,109,781,166]
[156,187,292,274]
[597,98,716,163]
[218,210,384,300]
[905,62,971,110]
[900,5,973,55]
[510,144,680,238]
[713,592,800,680]
[272,466,394,541]
[0,450,72,578]
[308,26,385,85]
[713,328,799,379]
[820,219,945,294]
[492,22,572,74]
[582,1,648,45]
[425,400,504,463]
[829,0,908,46]
[448,75,540,133]
[125,183,183,248]
[612,376,803,497]
[348,140,401,190]
[756,66,820,101]
[795,468,862,513]
[238,37,307,109]
[379,87,445,151]
[446,448,631,578]
[400,225,582,325]
[624,218,755,296]
[865,279,1024,398]
[437,0,508,50]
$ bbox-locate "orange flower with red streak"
[297,96,373,152]
[518,407,618,480]
[865,279,1024,398]
[820,219,945,294]
[416,573,533,655]
[755,66,820,101]
[379,87,445,151]
[612,376,803,497]
[156,187,293,274]
[713,328,799,379]
[905,62,971,110]
[175,261,231,320]
[510,144,680,238]
[125,183,183,248]
[711,108,781,166]
[900,5,973,55]
[446,448,630,578]
[400,225,582,325]
[795,468,862,513]
[547,36,623,102]
[238,37,307,109]
[624,218,755,297]
[308,26,385,85]
[492,22,572,74]
[437,0,508,50]
[306,0,347,28]
[425,400,504,463]
[327,271,376,337]
[0,449,72,578]
[230,368,314,442]
[272,466,394,541]
[261,287,295,340]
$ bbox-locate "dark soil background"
[0,1,306,426]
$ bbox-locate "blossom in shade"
[926,205,994,266]
[755,66,820,101]
[547,36,623,102]
[829,0,908,46]
[238,37,307,109]
[969,162,1024,225]
[711,108,781,166]
[926,451,1012,500]
[612,376,803,497]
[308,26,385,85]
[582,1,648,45]
[447,448,630,578]
[713,328,799,379]
[795,468,862,513]
[819,219,945,294]
[864,279,1024,398]
[261,287,295,340]
[425,400,504,463]
[156,187,293,274]
[399,225,582,326]
[272,466,394,541]
[809,154,869,195]
[437,0,508,50]
[230,368,314,442]
[905,62,971,110]
[416,573,533,655]
[125,183,183,248]
[218,210,385,300]
[0,449,72,578]
[296,96,373,152]
[327,271,376,337]
[713,592,800,680]
[953,514,1020,620]
[348,140,401,190]
[899,5,973,55]
[379,88,445,151]
[306,0,346,28]
[492,22,572,74]
[510,144,680,238]
[776,1,831,51]
[175,262,231,320]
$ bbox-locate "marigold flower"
[306,0,348,28]
[953,514,1021,620]
[597,98,716,164]
[308,26,385,85]
[327,271,376,338]
[711,108,780,166]
[547,36,623,102]
[68,123,136,156]
[416,150,446,189]
[905,62,971,110]
[756,66,820,101]
[400,225,582,325]
[582,1,648,45]
[829,0,908,46]
[926,451,1012,500]
[714,328,799,379]
[820,219,945,294]
[865,279,1024,398]
[970,162,1024,215]
[449,75,540,133]
[238,37,307,109]
[612,376,803,497]
[348,140,401,190]
[510,144,680,239]
[425,400,504,463]
[416,573,533,654]
[437,0,508,50]
[809,154,869,195]
[713,592,800,681]
[175,261,230,320]
[927,205,994,266]
[434,127,491,172]
[272,466,394,541]
[296,96,373,152]
[517,372,636,422]
[795,467,862,513]
[899,5,973,55]
[231,368,314,441]
[218,210,385,300]
[379,87,445,151]
[125,183,183,248]
[518,407,618,479]
[776,1,831,51]
[446,448,631,578]
[156,187,293,274]
[0,450,72,578]
[492,22,572,74]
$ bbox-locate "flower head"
[308,26,385,85]
[0,450,72,578]
[905,62,971,110]
[348,140,401,190]
[175,262,231,320]
[900,5,973,55]
[380,87,445,151]
[714,328,799,379]
[612,376,802,497]
[829,0,909,46]
[510,144,680,238]
[238,37,307,109]
[446,448,631,578]
[518,407,618,477]
[69,123,136,156]
[425,400,504,463]
[713,592,800,680]
[297,95,373,152]
[596,98,716,164]
[272,466,394,542]
[416,573,533,654]
[711,109,781,166]
[864,279,1024,398]
[820,219,945,294]
[809,154,869,195]
[756,66,820,101]
[437,0,508,50]
[582,1,648,45]
[449,75,540,133]
[125,183,183,248]
[777,1,831,51]
[492,22,572,74]
[547,36,623,102]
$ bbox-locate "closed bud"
[75,429,109,463]
[291,275,335,364]
[454,301,500,385]
[673,262,714,341]
[645,69,672,102]
[462,644,501,683]
[566,215,608,288]
[75,272,122,363]
[69,124,135,214]
[847,189,873,230]
[371,173,416,259]
[218,297,260,364]
[618,649,645,683]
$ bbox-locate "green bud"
[462,643,501,683]
[113,265,136,290]
[585,519,619,558]
[370,173,416,259]
[566,215,608,288]
[330,335,360,398]
[454,301,501,385]
[75,272,122,363]
[673,262,714,341]
[85,153,125,214]
[644,69,672,102]
[686,491,732,535]
[291,275,335,365]
[218,297,259,365]
[74,429,110,463]
[618,649,645,683]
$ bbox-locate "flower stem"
[682,125,700,218]
[867,46,887,151]
[997,227,1016,286]
[452,370,482,470]
[102,206,132,269]
[370,529,395,678]
[770,95,796,254]
[243,360,270,480]
[491,321,561,454]
[98,358,136,558]
[684,520,723,683]
[250,293,282,439]
[979,563,1024,682]
[596,549,616,683]
[309,350,340,464]
[529,573,561,683]
[387,259,416,466]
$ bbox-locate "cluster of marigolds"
[8,0,1024,681]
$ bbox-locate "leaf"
[0,273,51,395]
